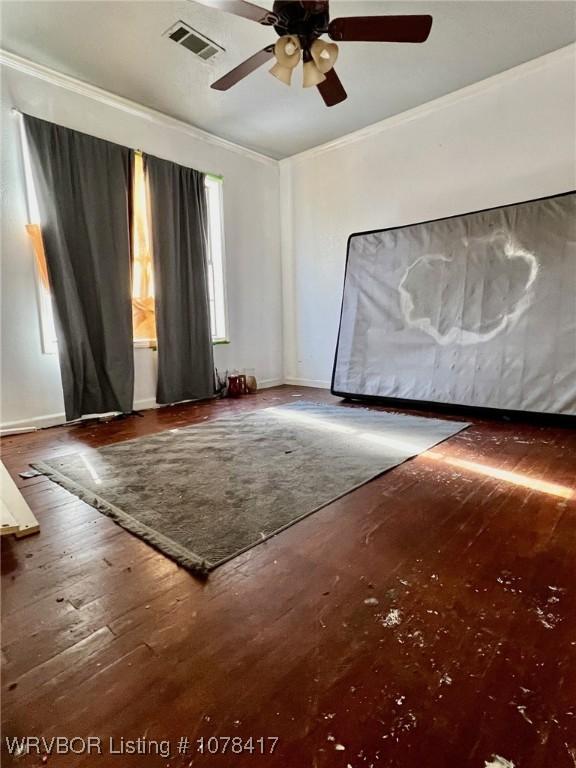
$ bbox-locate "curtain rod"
[12,109,224,182]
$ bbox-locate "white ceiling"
[1,1,575,158]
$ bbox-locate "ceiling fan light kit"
[269,60,293,85]
[269,61,293,85]
[269,34,302,85]
[302,58,327,88]
[310,39,338,74]
[278,35,300,59]
[209,1,433,107]
[270,33,337,88]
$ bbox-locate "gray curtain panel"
[144,154,215,405]
[24,114,134,421]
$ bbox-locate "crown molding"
[0,48,278,167]
[2,42,574,168]
[281,42,576,166]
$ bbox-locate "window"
[205,175,228,343]
[20,124,228,353]
[19,116,58,355]
[131,152,156,344]
[131,157,227,345]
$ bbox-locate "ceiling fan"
[208,1,433,106]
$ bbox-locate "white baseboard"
[283,377,331,389]
[133,397,158,411]
[0,379,287,433]
[257,378,284,389]
[0,401,161,433]
[0,426,41,436]
[0,411,71,433]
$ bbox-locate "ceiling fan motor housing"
[272,0,330,49]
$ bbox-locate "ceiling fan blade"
[211,46,275,90]
[203,0,277,25]
[329,15,433,43]
[317,68,347,107]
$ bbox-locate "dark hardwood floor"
[1,386,575,768]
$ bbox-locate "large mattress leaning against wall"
[332,191,576,416]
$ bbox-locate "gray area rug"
[33,402,468,576]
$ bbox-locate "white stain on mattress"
[398,231,538,346]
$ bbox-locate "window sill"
[134,339,157,350]
[44,339,228,354]
[133,339,229,349]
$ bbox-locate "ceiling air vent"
[164,21,224,62]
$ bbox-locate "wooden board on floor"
[0,498,19,535]
[0,460,40,537]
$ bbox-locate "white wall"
[281,45,576,388]
[0,61,283,429]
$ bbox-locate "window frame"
[36,276,59,355]
[131,151,156,347]
[204,174,229,345]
